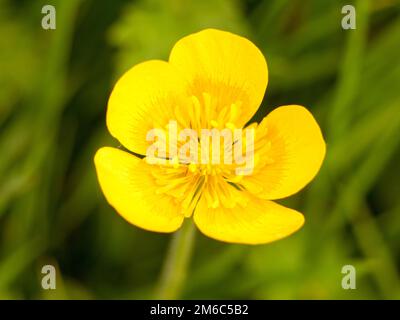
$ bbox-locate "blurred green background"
[1,0,400,299]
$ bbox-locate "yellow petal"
[193,196,304,245]
[169,28,268,127]
[106,60,187,155]
[94,147,184,232]
[243,105,326,200]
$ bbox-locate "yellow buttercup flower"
[94,29,326,245]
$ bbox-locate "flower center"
[147,92,273,217]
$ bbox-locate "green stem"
[155,219,196,299]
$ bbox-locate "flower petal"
[193,196,304,244]
[106,60,187,155]
[94,147,184,232]
[242,105,326,200]
[169,28,268,127]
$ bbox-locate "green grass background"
[0,0,399,299]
